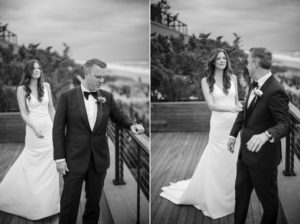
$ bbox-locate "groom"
[53,58,144,224]
[227,48,291,224]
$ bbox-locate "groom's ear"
[253,58,259,68]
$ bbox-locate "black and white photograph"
[0,0,149,223]
[151,0,300,224]
[1,0,300,223]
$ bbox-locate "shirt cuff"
[55,159,66,162]
[265,131,274,143]
[229,136,236,140]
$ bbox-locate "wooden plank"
[152,133,211,224]
[152,134,185,223]
[0,113,25,143]
[152,133,196,223]
[151,102,211,132]
[167,133,206,223]
[184,206,197,224]
[151,132,289,224]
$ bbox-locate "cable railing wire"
[107,121,149,224]
[283,103,300,176]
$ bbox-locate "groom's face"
[86,65,106,91]
[246,54,256,78]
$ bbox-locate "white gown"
[0,89,60,220]
[160,80,240,219]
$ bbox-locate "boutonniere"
[96,96,106,104]
[253,88,263,97]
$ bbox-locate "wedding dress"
[0,89,60,220]
[160,80,240,219]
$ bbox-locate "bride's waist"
[28,114,52,125]
[211,110,237,119]
[28,111,51,118]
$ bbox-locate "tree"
[151,32,248,102]
[0,42,82,111]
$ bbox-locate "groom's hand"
[246,133,269,152]
[130,123,145,135]
[56,160,69,175]
[227,137,236,153]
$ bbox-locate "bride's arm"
[44,82,56,122]
[17,86,43,137]
[232,75,242,107]
[201,77,241,113]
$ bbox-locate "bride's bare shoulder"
[17,85,25,93]
[201,77,208,86]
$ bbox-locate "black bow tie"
[83,91,97,100]
[250,81,258,89]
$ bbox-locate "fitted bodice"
[26,89,50,119]
[211,80,236,107]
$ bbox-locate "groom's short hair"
[83,58,107,76]
[249,48,272,70]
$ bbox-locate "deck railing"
[0,24,17,45]
[151,6,188,34]
[283,103,300,176]
[107,121,149,224]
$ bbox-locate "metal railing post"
[283,118,296,176]
[113,125,126,185]
[136,145,141,224]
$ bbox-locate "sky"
[152,0,300,53]
[0,0,149,62]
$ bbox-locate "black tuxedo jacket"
[230,75,291,169]
[53,86,133,173]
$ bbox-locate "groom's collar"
[81,83,89,93]
[256,72,272,88]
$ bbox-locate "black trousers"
[59,156,106,224]
[234,160,278,224]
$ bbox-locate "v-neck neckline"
[30,90,46,102]
[214,83,223,92]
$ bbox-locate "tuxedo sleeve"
[53,92,67,160]
[109,93,134,130]
[229,106,245,137]
[267,90,291,142]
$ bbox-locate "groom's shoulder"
[61,86,80,98]
[99,89,112,98]
[267,76,288,97]
[269,76,286,92]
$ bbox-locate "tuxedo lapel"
[244,86,253,121]
[245,75,273,121]
[246,97,257,118]
[76,87,91,131]
[92,90,104,133]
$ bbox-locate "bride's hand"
[227,137,236,153]
[237,101,243,107]
[33,127,44,138]
[230,105,243,113]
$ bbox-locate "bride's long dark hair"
[19,59,45,102]
[204,48,232,95]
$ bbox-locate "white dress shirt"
[81,84,98,131]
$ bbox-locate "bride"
[0,59,60,220]
[160,48,242,219]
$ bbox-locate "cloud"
[155,0,300,52]
[0,0,149,62]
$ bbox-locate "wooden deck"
[0,143,111,224]
[151,132,298,224]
